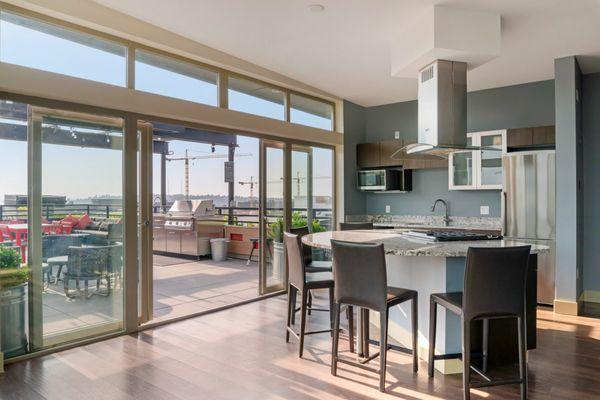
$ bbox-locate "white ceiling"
[93,0,600,106]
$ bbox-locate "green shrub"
[0,247,29,290]
[268,218,284,243]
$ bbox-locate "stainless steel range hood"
[402,60,498,157]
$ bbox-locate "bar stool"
[339,222,373,230]
[428,246,531,400]
[284,232,354,357]
[330,240,418,392]
[289,226,332,318]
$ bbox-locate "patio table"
[46,255,69,284]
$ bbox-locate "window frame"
[0,3,337,131]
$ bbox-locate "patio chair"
[42,235,85,285]
[105,243,123,290]
[63,245,111,299]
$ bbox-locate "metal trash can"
[0,283,28,358]
[210,238,230,262]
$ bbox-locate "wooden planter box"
[224,225,260,260]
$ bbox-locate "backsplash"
[346,214,502,230]
[365,168,502,217]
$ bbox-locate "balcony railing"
[0,204,332,230]
[0,204,122,221]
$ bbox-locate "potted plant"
[0,246,29,357]
[267,218,285,279]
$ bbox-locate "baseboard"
[554,299,579,315]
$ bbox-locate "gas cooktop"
[402,230,502,242]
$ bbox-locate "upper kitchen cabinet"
[506,125,555,149]
[379,140,403,167]
[356,142,382,168]
[357,139,447,169]
[449,130,506,190]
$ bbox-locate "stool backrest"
[331,240,387,310]
[289,226,312,265]
[463,246,531,321]
[339,222,373,231]
[284,232,306,290]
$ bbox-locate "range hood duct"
[398,60,498,158]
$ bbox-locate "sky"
[0,14,333,204]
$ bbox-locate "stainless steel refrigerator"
[502,150,556,305]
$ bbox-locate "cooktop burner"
[402,230,502,242]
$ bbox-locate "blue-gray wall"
[342,100,366,215]
[582,72,600,295]
[344,79,556,218]
[554,56,583,304]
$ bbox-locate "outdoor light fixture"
[211,144,216,153]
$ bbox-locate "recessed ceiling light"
[307,4,325,13]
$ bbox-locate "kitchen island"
[302,229,549,374]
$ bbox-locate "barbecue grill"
[154,200,222,257]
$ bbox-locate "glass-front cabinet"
[449,130,506,190]
[449,136,476,190]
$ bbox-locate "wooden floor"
[2,294,600,400]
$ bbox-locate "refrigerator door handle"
[502,191,507,235]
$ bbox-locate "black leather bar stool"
[330,240,418,393]
[428,246,531,400]
[339,222,373,230]
[284,232,354,357]
[289,226,332,320]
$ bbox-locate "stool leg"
[329,287,334,337]
[462,318,471,400]
[291,286,297,325]
[412,294,419,373]
[298,289,308,358]
[286,284,293,343]
[331,303,341,376]
[517,316,528,400]
[347,305,355,353]
[307,290,313,315]
[379,308,389,392]
[428,299,437,377]
[246,246,254,266]
[482,318,489,373]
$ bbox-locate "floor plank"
[2,296,600,400]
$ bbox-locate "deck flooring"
[42,256,258,336]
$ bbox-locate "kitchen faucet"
[431,199,450,226]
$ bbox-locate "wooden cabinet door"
[356,142,381,168]
[507,128,533,147]
[379,140,403,167]
[532,126,555,145]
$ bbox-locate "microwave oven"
[357,168,412,192]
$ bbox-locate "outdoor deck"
[42,256,258,337]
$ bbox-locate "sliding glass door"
[27,107,125,350]
[259,141,288,294]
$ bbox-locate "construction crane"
[291,172,331,196]
[167,150,252,198]
[266,173,331,196]
[238,176,257,206]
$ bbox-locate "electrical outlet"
[480,205,490,215]
[385,205,391,213]
[394,131,400,139]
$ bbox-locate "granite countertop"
[302,230,549,257]
[346,215,502,233]
[372,222,501,233]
